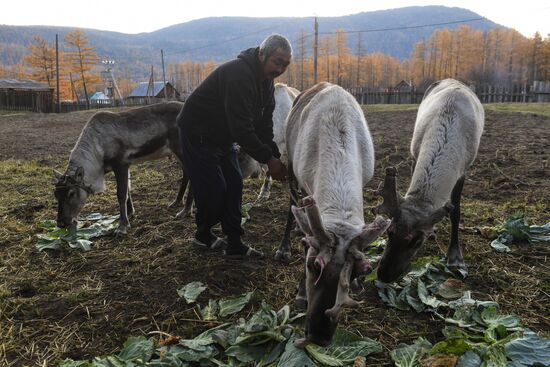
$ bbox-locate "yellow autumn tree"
[24,36,55,86]
[64,29,100,108]
[540,34,550,81]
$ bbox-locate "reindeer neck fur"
[288,83,375,237]
[406,79,484,209]
[273,84,298,163]
[67,121,107,193]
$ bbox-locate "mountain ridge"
[0,6,505,80]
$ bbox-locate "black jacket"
[178,47,280,164]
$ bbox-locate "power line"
[312,17,487,39]
[164,17,487,59]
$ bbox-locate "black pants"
[179,130,244,239]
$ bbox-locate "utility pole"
[356,32,362,87]
[299,30,305,90]
[55,34,60,113]
[101,59,124,106]
[161,49,168,101]
[313,17,318,84]
[147,65,154,104]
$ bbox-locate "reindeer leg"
[257,173,272,200]
[295,243,308,310]
[275,168,299,262]
[126,170,134,217]
[114,165,130,236]
[177,183,194,218]
[447,175,465,267]
[169,145,188,209]
[275,202,295,263]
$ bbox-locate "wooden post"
[313,17,318,85]
[161,49,168,101]
[55,34,60,113]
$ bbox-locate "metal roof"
[0,79,52,91]
[128,81,169,97]
[90,91,109,100]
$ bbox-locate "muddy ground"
[0,106,548,366]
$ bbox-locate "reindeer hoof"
[274,250,291,263]
[257,190,270,200]
[446,257,468,277]
[114,226,128,237]
[175,208,191,218]
[447,258,466,268]
[295,297,308,310]
[168,200,182,209]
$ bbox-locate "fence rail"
[2,82,549,113]
[347,81,550,105]
[58,98,167,113]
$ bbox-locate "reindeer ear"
[417,202,453,230]
[74,167,85,184]
[52,169,63,184]
[291,205,313,236]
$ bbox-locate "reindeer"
[53,102,192,236]
[280,82,391,346]
[374,79,484,283]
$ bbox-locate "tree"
[335,29,350,87]
[64,29,100,108]
[530,32,543,82]
[24,36,55,86]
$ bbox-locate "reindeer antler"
[325,259,359,319]
[302,195,332,246]
[355,216,392,250]
[372,167,401,219]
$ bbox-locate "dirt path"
[0,106,548,366]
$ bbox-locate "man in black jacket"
[177,34,292,258]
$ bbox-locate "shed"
[391,80,422,104]
[90,91,112,106]
[0,79,53,113]
[127,81,180,104]
[393,80,414,92]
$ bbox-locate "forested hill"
[0,6,501,78]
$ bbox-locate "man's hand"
[267,157,288,181]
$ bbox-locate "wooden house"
[0,79,53,112]
[126,81,180,104]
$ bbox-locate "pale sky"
[1,0,548,38]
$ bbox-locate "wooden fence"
[347,87,423,105]
[348,81,550,105]
[2,82,548,113]
[58,97,168,113]
[0,89,54,112]
[473,81,550,103]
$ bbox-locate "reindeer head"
[292,196,390,346]
[52,167,91,229]
[374,167,453,283]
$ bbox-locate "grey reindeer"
[53,102,192,236]
[375,79,484,283]
[281,82,391,346]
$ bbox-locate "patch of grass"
[0,110,28,116]
[360,102,550,116]
[0,159,54,213]
[362,104,419,112]
[483,103,550,117]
